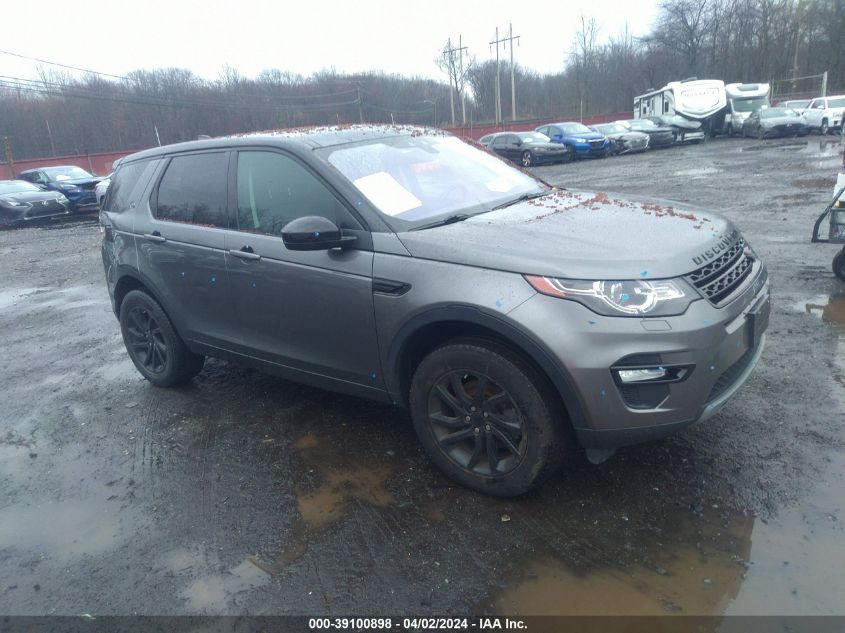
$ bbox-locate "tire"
[757,127,765,140]
[521,150,534,167]
[834,249,845,282]
[821,119,829,135]
[119,289,205,387]
[727,124,734,137]
[409,340,568,496]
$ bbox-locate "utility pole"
[490,27,501,125]
[490,25,521,123]
[507,24,520,121]
[459,35,466,124]
[45,119,57,157]
[356,83,364,123]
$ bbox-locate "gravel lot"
[0,136,843,617]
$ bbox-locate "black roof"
[123,124,449,163]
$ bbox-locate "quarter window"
[104,160,155,213]
[153,152,229,227]
[236,151,354,235]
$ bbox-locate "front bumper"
[507,265,770,448]
[572,143,608,157]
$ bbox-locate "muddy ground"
[0,136,843,617]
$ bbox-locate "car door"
[223,148,380,388]
[806,99,824,127]
[490,135,509,159]
[504,134,522,161]
[134,151,236,347]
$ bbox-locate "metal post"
[459,35,466,125]
[357,84,364,123]
[3,136,14,179]
[509,23,516,121]
[822,71,828,97]
[45,120,57,157]
[495,27,501,125]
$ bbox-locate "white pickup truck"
[802,95,845,134]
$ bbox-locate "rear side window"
[153,152,228,227]
[104,160,155,213]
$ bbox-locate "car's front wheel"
[409,340,568,496]
[119,290,205,387]
[821,119,829,135]
[521,151,534,167]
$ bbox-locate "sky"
[0,0,659,82]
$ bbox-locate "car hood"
[566,132,605,141]
[761,116,804,126]
[53,177,103,187]
[396,190,735,279]
[0,190,66,204]
[634,126,674,135]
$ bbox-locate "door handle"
[143,231,166,243]
[229,247,261,261]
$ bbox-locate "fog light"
[617,368,668,383]
[612,364,693,384]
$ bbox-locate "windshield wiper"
[410,213,472,231]
[491,190,551,211]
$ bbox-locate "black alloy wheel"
[833,249,845,282]
[821,120,829,135]
[125,305,168,375]
[521,150,534,167]
[119,289,205,387]
[427,370,527,477]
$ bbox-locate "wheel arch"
[386,306,587,430]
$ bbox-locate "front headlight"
[57,183,79,191]
[525,276,697,317]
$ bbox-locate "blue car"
[535,122,610,158]
[17,165,103,211]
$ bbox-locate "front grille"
[687,238,754,306]
[25,201,66,219]
[707,346,756,403]
[589,140,604,147]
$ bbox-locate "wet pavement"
[0,136,843,617]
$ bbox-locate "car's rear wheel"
[833,249,845,282]
[120,290,205,387]
[409,340,568,496]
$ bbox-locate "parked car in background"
[100,125,769,496]
[644,115,705,143]
[483,132,571,166]
[589,123,649,155]
[17,166,103,211]
[0,179,71,226]
[535,122,610,158]
[802,95,845,134]
[616,119,675,148]
[741,107,808,138]
[777,99,810,112]
[96,175,111,207]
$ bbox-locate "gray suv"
[100,125,770,496]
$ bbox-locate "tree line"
[2,0,843,161]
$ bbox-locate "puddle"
[795,292,845,388]
[494,509,752,615]
[791,177,836,189]
[0,499,132,561]
[672,167,723,178]
[179,557,270,613]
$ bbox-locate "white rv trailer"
[634,79,727,134]
[721,83,770,135]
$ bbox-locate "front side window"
[322,134,546,229]
[236,150,353,235]
[154,152,228,227]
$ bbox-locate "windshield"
[323,135,546,229]
[785,100,809,109]
[761,107,797,119]
[732,96,769,112]
[595,123,626,134]
[0,181,40,194]
[627,119,657,130]
[43,166,93,181]
[560,123,591,134]
[827,97,845,108]
[516,132,550,142]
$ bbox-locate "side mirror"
[281,216,357,251]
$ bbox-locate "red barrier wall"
[1,149,142,179]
